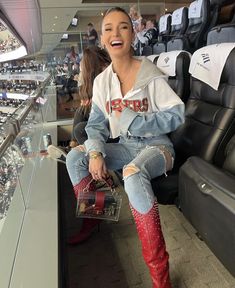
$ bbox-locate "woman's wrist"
[89,151,103,159]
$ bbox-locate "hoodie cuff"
[84,139,106,158]
[119,108,137,136]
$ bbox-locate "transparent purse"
[76,177,122,221]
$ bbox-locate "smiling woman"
[66,6,185,288]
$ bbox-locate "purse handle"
[83,175,115,193]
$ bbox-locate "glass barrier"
[0,72,54,287]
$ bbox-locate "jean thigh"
[104,142,134,171]
[131,146,168,180]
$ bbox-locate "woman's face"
[101,11,134,59]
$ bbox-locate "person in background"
[70,46,111,147]
[64,46,79,65]
[129,4,142,29]
[84,23,98,46]
[66,7,184,287]
[133,18,147,55]
[144,19,159,46]
[50,46,110,152]
[64,74,78,102]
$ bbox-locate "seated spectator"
[65,7,184,286]
[64,46,79,64]
[144,19,159,46]
[129,4,142,29]
[64,74,78,102]
[133,18,147,55]
[48,45,111,158]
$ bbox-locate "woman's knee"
[123,163,140,179]
[66,145,86,168]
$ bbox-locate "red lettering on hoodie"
[106,98,148,113]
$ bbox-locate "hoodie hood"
[133,57,165,90]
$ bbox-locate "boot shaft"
[130,202,171,288]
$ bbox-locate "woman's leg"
[123,146,172,288]
[65,143,133,244]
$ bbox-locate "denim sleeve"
[119,104,185,137]
[84,103,109,157]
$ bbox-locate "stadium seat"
[207,23,235,44]
[142,45,153,56]
[167,7,189,51]
[207,0,235,44]
[152,45,235,204]
[155,50,191,102]
[152,14,171,54]
[179,134,235,277]
[167,0,210,53]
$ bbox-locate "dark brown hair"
[102,7,134,32]
[79,46,111,111]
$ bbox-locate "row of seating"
[142,0,235,55]
[148,7,235,277]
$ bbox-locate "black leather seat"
[179,134,235,277]
[167,0,210,53]
[153,14,171,54]
[152,47,235,204]
[167,7,189,52]
[207,0,235,44]
[207,23,235,44]
[155,51,191,102]
[142,45,153,56]
[209,0,235,31]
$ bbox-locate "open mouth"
[110,40,123,47]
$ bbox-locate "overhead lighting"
[71,17,78,26]
[62,34,69,39]
[165,8,168,11]
[101,12,104,16]
[54,16,58,19]
[52,29,54,32]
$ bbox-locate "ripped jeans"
[66,136,175,214]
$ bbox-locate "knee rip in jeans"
[123,163,140,180]
[74,145,86,152]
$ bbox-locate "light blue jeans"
[66,136,174,214]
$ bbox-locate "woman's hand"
[89,156,108,180]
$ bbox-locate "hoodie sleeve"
[84,81,110,157]
[119,77,185,137]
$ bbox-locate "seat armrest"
[180,156,235,200]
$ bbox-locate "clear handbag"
[76,177,122,221]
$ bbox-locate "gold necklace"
[118,63,133,85]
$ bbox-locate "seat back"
[153,14,172,54]
[207,0,235,44]
[170,7,189,37]
[208,0,235,34]
[155,51,191,102]
[186,0,210,51]
[207,23,235,44]
[142,45,153,56]
[171,47,235,167]
[158,14,172,39]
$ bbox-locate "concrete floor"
[58,164,235,288]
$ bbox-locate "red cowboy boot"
[130,201,171,288]
[68,174,99,245]
[68,218,101,245]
